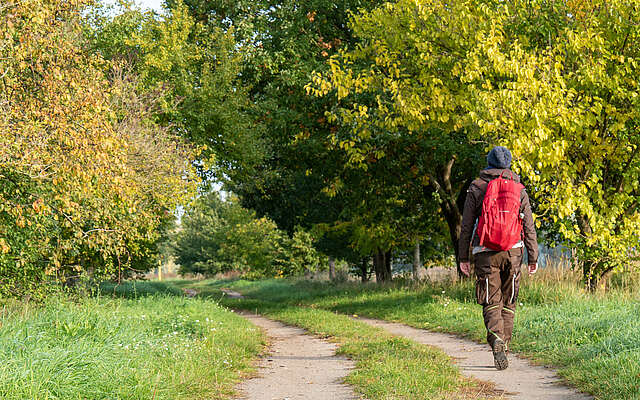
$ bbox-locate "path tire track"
[354,317,592,400]
[223,288,360,400]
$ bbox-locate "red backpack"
[476,171,524,251]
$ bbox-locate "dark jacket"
[458,168,538,264]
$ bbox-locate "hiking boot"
[492,338,509,370]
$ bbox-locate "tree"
[175,0,466,282]
[174,192,252,276]
[106,68,197,279]
[0,0,196,296]
[312,0,640,288]
[86,0,264,180]
[174,192,321,278]
[465,0,640,288]
[170,0,395,275]
[307,0,486,274]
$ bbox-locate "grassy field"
[7,273,633,399]
[189,272,640,400]
[0,281,264,400]
[176,279,497,400]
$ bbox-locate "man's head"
[487,146,512,169]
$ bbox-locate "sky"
[103,0,164,13]
[137,0,164,12]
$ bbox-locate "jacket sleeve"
[520,189,539,264]
[458,185,478,263]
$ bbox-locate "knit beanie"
[487,146,512,169]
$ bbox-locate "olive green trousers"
[474,248,523,348]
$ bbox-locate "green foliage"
[175,0,413,265]
[288,230,324,275]
[62,0,640,289]
[174,192,321,278]
[462,1,640,284]
[0,289,264,399]
[0,0,196,296]
[306,0,489,262]
[308,0,467,263]
[86,0,264,179]
[310,0,640,283]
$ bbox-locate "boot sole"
[493,341,509,370]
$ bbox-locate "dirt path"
[222,289,590,399]
[355,317,592,400]
[222,290,360,400]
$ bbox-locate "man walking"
[458,146,538,370]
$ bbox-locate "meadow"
[0,282,263,400]
[190,269,640,400]
[3,269,638,400]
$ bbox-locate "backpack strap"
[499,170,515,181]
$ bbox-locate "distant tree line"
[175,192,320,278]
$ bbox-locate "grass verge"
[0,281,264,400]
[185,280,498,400]
[193,276,639,400]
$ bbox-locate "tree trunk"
[360,257,370,282]
[582,258,616,292]
[374,249,392,282]
[427,156,470,278]
[412,239,426,280]
[385,250,392,280]
[328,256,335,280]
[373,251,382,282]
[443,210,463,275]
[576,213,599,291]
[583,261,597,292]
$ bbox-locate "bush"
[175,192,321,278]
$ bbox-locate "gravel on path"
[223,287,361,400]
[355,317,592,400]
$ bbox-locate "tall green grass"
[0,282,264,399]
[215,274,640,400]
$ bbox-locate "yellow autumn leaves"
[309,0,640,280]
[0,0,197,295]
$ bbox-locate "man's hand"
[460,261,471,277]
[528,263,538,275]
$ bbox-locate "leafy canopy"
[0,0,196,295]
[311,0,640,282]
